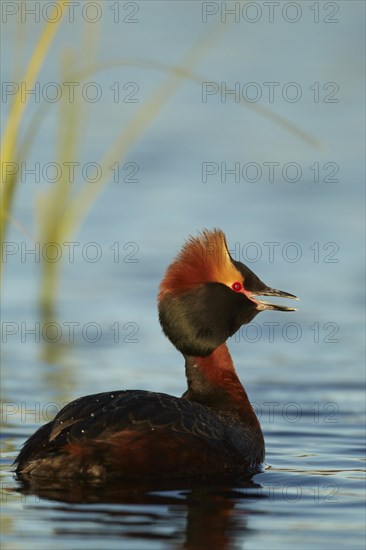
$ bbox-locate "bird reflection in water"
[15,473,266,550]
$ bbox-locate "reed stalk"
[0,0,69,249]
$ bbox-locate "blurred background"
[1,2,365,549]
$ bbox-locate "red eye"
[231,281,242,292]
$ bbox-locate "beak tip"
[254,288,299,312]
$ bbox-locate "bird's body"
[15,386,263,479]
[15,230,296,480]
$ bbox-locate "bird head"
[158,229,297,356]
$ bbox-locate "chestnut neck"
[182,344,259,424]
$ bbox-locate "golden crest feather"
[159,229,243,296]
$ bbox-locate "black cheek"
[159,284,258,356]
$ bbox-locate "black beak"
[251,287,298,312]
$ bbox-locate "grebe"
[15,229,297,480]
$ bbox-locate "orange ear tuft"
[159,229,242,296]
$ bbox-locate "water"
[1,2,365,549]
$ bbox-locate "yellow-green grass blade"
[1,0,69,242]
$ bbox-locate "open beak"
[251,287,298,312]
